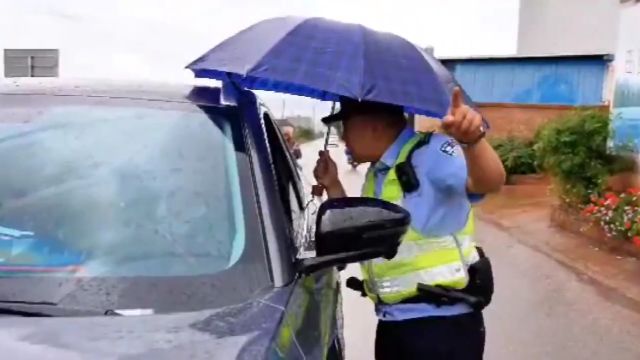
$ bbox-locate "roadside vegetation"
[490,137,537,176]
[534,110,635,206]
[489,109,638,247]
[296,126,323,143]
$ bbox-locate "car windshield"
[0,93,269,313]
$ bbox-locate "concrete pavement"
[299,139,640,360]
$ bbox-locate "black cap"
[321,98,405,124]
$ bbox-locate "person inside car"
[282,125,302,160]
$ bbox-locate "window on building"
[625,50,635,74]
[4,49,59,78]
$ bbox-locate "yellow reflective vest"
[360,133,479,304]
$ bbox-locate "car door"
[262,112,341,360]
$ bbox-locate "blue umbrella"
[186,16,475,119]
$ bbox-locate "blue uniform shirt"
[367,127,483,321]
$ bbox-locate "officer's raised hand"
[313,150,346,198]
[442,87,485,145]
[441,87,506,193]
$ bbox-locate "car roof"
[0,78,231,107]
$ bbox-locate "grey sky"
[0,0,519,120]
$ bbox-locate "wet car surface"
[0,79,343,359]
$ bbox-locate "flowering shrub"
[582,188,640,247]
[534,110,636,205]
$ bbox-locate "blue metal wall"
[442,57,609,106]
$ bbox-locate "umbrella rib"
[357,24,367,102]
[244,17,312,81]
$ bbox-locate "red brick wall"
[478,103,608,139]
[415,103,609,140]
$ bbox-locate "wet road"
[300,139,640,360]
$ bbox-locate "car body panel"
[0,287,291,359]
[272,269,341,359]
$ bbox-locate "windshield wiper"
[0,300,121,317]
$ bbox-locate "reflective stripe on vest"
[360,133,479,304]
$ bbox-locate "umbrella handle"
[311,101,336,199]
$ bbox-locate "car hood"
[0,287,291,360]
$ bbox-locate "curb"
[477,211,640,313]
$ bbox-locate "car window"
[263,112,305,220]
[0,94,270,313]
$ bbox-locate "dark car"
[0,79,408,359]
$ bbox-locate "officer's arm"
[326,183,347,198]
[462,139,505,194]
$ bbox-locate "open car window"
[262,111,306,212]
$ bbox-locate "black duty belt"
[345,246,494,312]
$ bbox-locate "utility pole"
[281,99,286,119]
[312,104,316,132]
[424,46,435,57]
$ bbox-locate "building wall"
[476,103,608,139]
[613,1,640,108]
[517,0,619,56]
[286,115,315,131]
[610,1,640,151]
[443,57,610,106]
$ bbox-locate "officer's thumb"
[442,114,455,131]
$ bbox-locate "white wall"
[612,1,640,108]
[607,2,640,152]
[614,2,640,84]
[517,0,619,55]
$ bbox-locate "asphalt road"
[299,139,640,360]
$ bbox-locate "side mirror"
[298,197,410,274]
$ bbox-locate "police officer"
[313,88,505,360]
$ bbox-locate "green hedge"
[490,137,537,176]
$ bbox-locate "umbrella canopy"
[186,16,474,119]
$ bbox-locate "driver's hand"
[313,150,339,189]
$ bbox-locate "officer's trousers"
[375,311,485,360]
